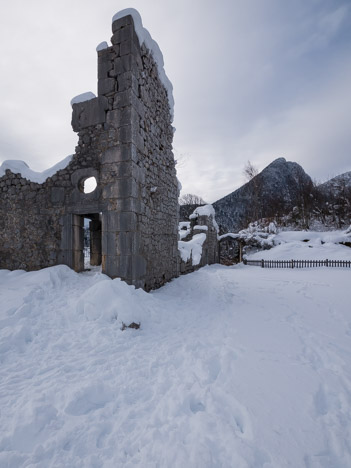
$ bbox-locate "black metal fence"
[243,259,351,269]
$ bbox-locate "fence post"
[243,258,247,265]
[326,259,328,267]
[261,259,264,268]
[291,259,294,269]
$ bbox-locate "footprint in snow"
[190,400,206,414]
[65,383,113,416]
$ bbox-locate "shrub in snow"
[121,322,140,331]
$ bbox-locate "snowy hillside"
[319,171,351,194]
[213,158,313,233]
[212,159,351,234]
[1,246,351,466]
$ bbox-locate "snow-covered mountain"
[318,171,351,195]
[213,158,313,233]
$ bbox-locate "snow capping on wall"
[70,92,97,107]
[178,233,206,266]
[96,41,109,52]
[189,204,219,233]
[0,155,73,184]
[112,8,174,121]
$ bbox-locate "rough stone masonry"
[0,13,179,290]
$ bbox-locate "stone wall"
[179,207,219,274]
[0,170,65,271]
[0,13,179,291]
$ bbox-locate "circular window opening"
[80,176,97,194]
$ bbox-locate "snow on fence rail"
[243,259,351,269]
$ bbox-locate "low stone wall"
[179,205,219,274]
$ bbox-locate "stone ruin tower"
[0,11,179,290]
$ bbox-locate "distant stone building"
[0,11,179,291]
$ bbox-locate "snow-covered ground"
[1,246,351,466]
[247,230,351,261]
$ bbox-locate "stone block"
[132,255,147,279]
[117,179,139,199]
[98,59,113,80]
[112,15,134,34]
[105,211,137,232]
[117,71,139,94]
[71,97,108,132]
[136,133,145,153]
[103,210,118,232]
[101,143,138,163]
[59,215,73,251]
[99,160,133,179]
[117,255,133,279]
[117,161,133,178]
[116,231,132,255]
[98,78,115,96]
[118,124,139,145]
[73,250,84,272]
[102,254,116,277]
[116,231,140,255]
[106,110,119,129]
[73,224,84,248]
[117,197,140,212]
[101,228,108,254]
[97,48,114,64]
[115,106,134,127]
[112,28,137,47]
[113,54,137,75]
[120,40,132,56]
[106,231,116,253]
[104,254,132,280]
[101,145,127,163]
[118,211,137,232]
[72,214,84,228]
[113,89,132,109]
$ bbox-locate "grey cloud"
[0,0,350,203]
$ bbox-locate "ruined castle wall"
[0,171,64,270]
[0,13,179,290]
[0,149,102,271]
[131,40,179,290]
[179,211,219,275]
[92,14,179,290]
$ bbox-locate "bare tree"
[179,193,207,205]
[243,161,261,222]
[243,160,259,181]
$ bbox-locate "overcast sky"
[0,0,350,202]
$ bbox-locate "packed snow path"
[0,264,350,467]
